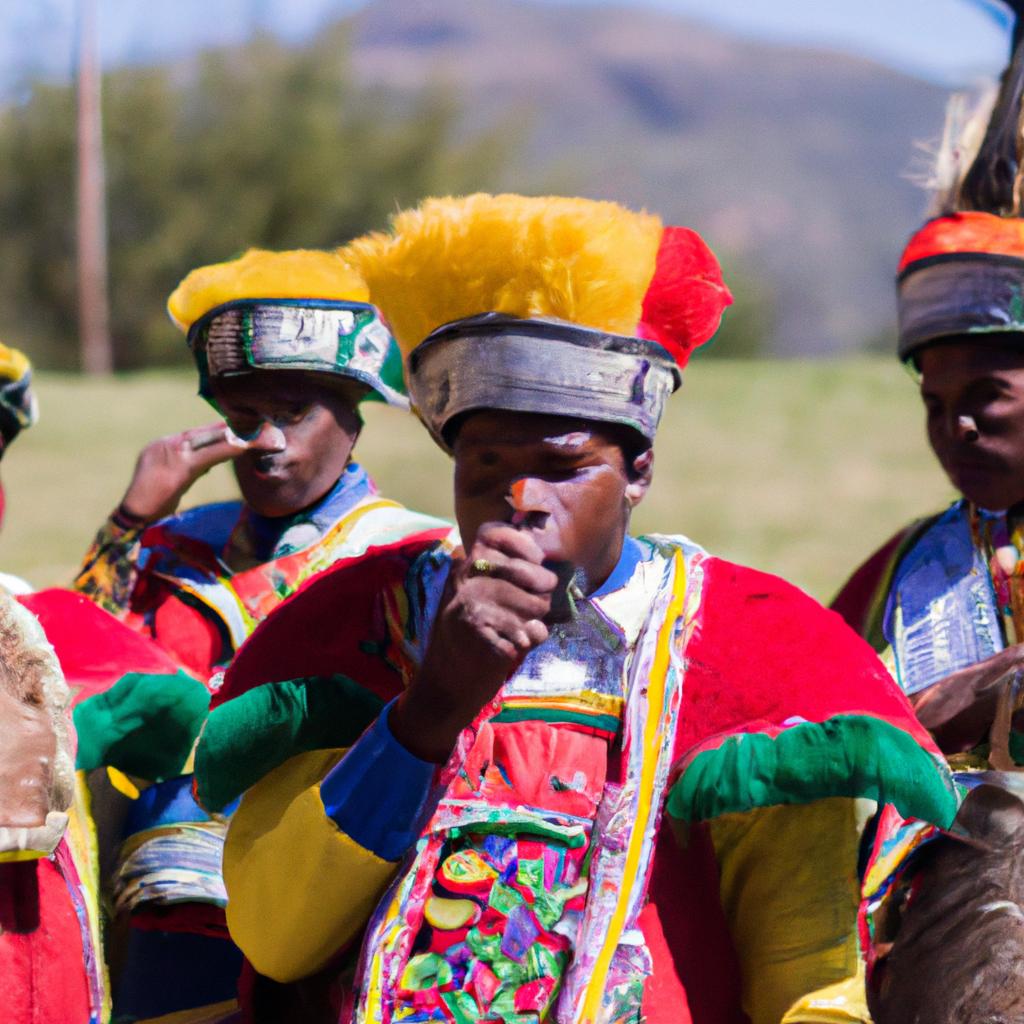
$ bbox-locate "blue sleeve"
[319,698,435,861]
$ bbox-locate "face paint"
[454,412,642,597]
[508,474,586,621]
[209,371,363,518]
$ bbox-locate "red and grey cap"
[898,212,1024,361]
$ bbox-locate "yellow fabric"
[344,193,663,355]
[138,998,239,1023]
[67,769,111,1023]
[0,342,30,383]
[781,960,872,1023]
[0,848,48,863]
[106,765,144,799]
[167,249,370,332]
[223,748,399,983]
[710,797,873,1024]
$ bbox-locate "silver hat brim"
[407,315,680,452]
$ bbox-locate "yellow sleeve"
[709,797,874,1024]
[73,513,145,616]
[223,747,400,983]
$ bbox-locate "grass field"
[4,359,956,601]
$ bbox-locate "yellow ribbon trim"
[578,551,687,1024]
[107,765,143,799]
[0,848,46,863]
[499,690,625,715]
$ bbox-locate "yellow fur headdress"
[166,249,406,407]
[167,249,368,331]
[343,193,731,448]
[345,194,664,355]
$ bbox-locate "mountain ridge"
[348,0,953,354]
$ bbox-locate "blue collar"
[592,536,644,598]
[245,461,374,561]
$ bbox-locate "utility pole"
[76,0,113,374]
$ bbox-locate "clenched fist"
[389,523,559,762]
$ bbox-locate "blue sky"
[0,0,1015,95]
[623,0,1012,83]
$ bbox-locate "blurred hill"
[348,0,952,355]
[0,0,955,365]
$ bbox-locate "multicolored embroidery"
[395,832,590,1024]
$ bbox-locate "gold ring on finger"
[471,558,493,576]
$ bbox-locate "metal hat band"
[188,298,408,407]
[406,314,680,452]
[898,255,1024,361]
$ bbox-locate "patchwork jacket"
[200,532,957,1024]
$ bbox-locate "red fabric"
[145,592,227,680]
[222,548,917,1021]
[674,557,939,764]
[638,226,733,368]
[899,211,1024,272]
[830,529,907,636]
[0,858,91,1024]
[19,588,182,704]
[212,531,448,709]
[642,821,747,1024]
[132,901,229,938]
[120,563,230,680]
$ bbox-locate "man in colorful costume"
[76,247,428,678]
[833,12,1024,761]
[829,16,1024,1007]
[198,195,957,1024]
[71,249,448,1022]
[0,345,112,1024]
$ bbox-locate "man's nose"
[507,478,552,526]
[955,414,980,444]
[247,422,287,453]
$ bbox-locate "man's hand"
[912,645,1024,753]
[389,523,558,762]
[118,423,248,523]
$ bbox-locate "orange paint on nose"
[509,479,528,509]
[508,478,551,513]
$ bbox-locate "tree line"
[0,22,766,370]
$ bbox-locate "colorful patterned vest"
[354,538,701,1024]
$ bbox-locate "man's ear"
[625,448,653,508]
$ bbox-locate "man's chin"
[239,484,303,519]
[955,479,1024,514]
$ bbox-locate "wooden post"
[76,0,113,374]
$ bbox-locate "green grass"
[4,360,955,601]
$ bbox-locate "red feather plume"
[638,227,733,368]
